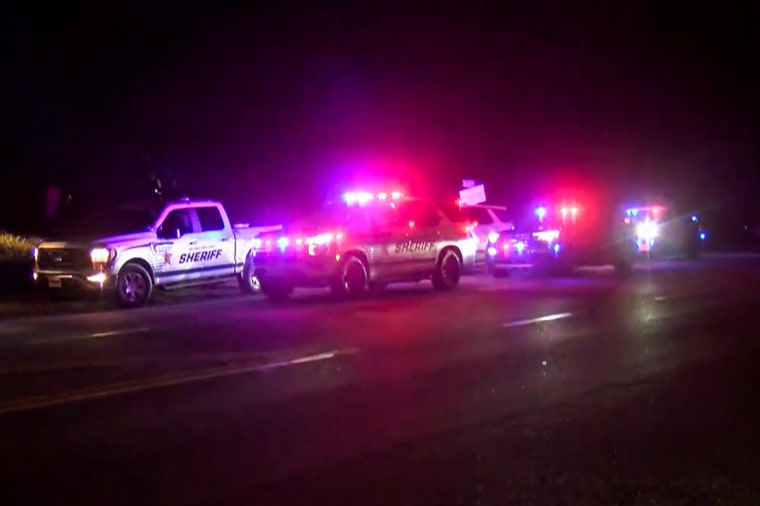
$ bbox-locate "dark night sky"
[1,1,758,229]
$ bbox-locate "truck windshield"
[51,205,159,238]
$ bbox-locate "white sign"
[462,179,476,188]
[459,184,486,205]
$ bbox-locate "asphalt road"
[1,258,760,505]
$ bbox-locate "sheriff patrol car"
[252,191,479,300]
[33,198,281,307]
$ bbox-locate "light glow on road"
[502,312,573,328]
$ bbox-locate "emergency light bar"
[343,191,404,205]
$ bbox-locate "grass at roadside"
[0,232,39,261]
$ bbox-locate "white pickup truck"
[33,198,281,307]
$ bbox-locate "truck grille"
[37,248,91,270]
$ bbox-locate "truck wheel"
[115,263,153,308]
[330,255,368,298]
[432,249,461,290]
[237,253,260,294]
[260,278,294,301]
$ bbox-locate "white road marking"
[88,327,151,338]
[503,312,574,328]
[0,347,357,416]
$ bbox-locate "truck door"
[155,208,200,283]
[192,205,237,277]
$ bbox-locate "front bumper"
[33,269,115,291]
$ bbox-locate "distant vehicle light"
[487,246,497,256]
[487,231,500,243]
[533,229,559,242]
[636,221,659,240]
[344,191,374,205]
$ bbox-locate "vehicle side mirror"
[157,226,181,240]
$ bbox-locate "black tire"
[330,255,368,298]
[237,253,260,294]
[115,263,153,308]
[432,249,461,290]
[260,277,294,301]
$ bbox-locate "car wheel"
[115,263,153,308]
[432,249,461,290]
[237,253,260,294]
[330,255,368,298]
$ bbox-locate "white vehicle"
[33,198,281,308]
[253,191,479,300]
[440,203,514,265]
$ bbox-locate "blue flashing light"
[535,206,547,220]
[699,232,706,241]
[515,241,526,254]
[691,215,698,222]
[553,243,561,254]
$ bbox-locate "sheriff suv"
[252,191,478,300]
[33,198,280,307]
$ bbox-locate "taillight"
[305,232,342,256]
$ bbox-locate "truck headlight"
[90,247,112,264]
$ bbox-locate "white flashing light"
[487,246,497,256]
[391,191,403,200]
[377,192,388,200]
[344,191,374,205]
[636,220,659,240]
[515,241,526,253]
[277,237,289,249]
[487,231,500,244]
[561,207,568,217]
[535,206,547,220]
[570,206,578,216]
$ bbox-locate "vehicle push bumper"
[33,268,115,291]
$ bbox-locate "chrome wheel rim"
[121,272,147,302]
